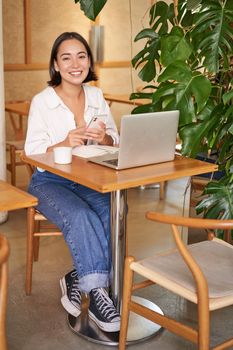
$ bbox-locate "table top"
[5,101,31,115]
[0,180,38,211]
[103,93,150,106]
[21,153,218,193]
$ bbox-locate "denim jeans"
[28,169,111,293]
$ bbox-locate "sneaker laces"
[70,270,81,304]
[91,288,120,321]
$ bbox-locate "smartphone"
[87,115,106,129]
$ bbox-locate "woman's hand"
[85,121,107,144]
[64,126,87,147]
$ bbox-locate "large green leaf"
[196,179,233,220]
[191,0,233,73]
[160,27,192,66]
[134,28,159,41]
[74,0,107,21]
[179,112,218,156]
[150,1,172,34]
[132,32,161,81]
[158,61,192,83]
[157,61,211,116]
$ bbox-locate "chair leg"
[33,237,40,262]
[119,256,135,350]
[197,291,210,349]
[0,261,8,350]
[159,181,165,200]
[9,145,16,186]
[224,229,232,244]
[26,207,35,295]
[33,220,40,261]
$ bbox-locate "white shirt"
[25,85,119,155]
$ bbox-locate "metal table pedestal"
[68,296,163,346]
[68,189,163,345]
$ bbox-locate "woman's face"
[54,38,90,86]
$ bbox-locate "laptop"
[88,110,179,170]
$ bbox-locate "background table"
[103,93,150,107]
[5,101,30,141]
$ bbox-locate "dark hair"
[47,32,98,86]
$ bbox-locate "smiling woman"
[24,31,121,332]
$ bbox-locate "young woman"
[25,32,120,332]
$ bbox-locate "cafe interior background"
[3,1,232,350]
[3,0,155,139]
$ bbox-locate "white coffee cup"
[54,147,72,164]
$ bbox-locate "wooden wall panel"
[30,0,90,63]
[102,1,151,60]
[3,0,25,64]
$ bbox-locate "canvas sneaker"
[60,269,82,317]
[88,288,120,332]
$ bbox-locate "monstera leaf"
[191,0,233,73]
[196,180,233,220]
[132,29,160,82]
[155,61,212,125]
[74,0,107,21]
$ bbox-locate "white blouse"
[25,85,119,155]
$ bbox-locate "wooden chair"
[119,212,233,350]
[0,234,10,350]
[26,207,62,295]
[5,100,30,186]
[6,140,25,186]
[23,163,62,295]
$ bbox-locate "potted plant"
[75,0,233,220]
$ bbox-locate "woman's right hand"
[64,127,87,147]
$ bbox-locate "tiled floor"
[1,166,233,350]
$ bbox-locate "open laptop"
[88,110,179,170]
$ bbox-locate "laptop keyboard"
[103,158,118,166]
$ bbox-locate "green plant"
[131,1,232,157]
[73,0,107,21]
[129,0,233,219]
[74,0,233,220]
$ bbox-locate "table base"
[68,296,163,346]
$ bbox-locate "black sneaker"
[88,288,120,332]
[59,269,82,317]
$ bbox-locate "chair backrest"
[146,212,233,303]
[146,211,233,240]
[0,234,10,350]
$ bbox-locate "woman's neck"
[55,82,83,101]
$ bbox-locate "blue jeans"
[28,169,111,293]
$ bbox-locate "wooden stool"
[0,180,37,212]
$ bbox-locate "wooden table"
[5,101,30,140]
[21,152,217,344]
